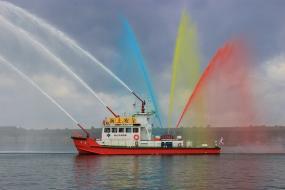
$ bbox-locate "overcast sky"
[0,0,285,129]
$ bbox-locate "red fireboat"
[71,93,222,155]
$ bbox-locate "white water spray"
[0,55,79,125]
[0,15,109,110]
[0,1,133,93]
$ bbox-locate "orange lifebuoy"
[134,134,140,140]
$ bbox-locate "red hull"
[72,137,221,155]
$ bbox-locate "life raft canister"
[133,134,140,140]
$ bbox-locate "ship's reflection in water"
[73,154,285,189]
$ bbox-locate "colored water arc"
[0,1,142,106]
[0,55,79,125]
[175,43,234,128]
[0,1,131,91]
[168,11,201,128]
[120,18,163,127]
[0,15,112,112]
[176,40,256,128]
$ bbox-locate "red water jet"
[176,40,256,128]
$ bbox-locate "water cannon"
[132,91,146,113]
[77,123,90,138]
[106,106,119,117]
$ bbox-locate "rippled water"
[0,154,284,190]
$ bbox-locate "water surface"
[0,154,284,190]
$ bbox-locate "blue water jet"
[119,18,164,127]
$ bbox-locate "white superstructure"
[96,111,184,148]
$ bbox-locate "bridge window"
[104,128,110,133]
[126,128,132,133]
[119,128,124,133]
[133,128,139,133]
[112,128,117,133]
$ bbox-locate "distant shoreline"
[0,126,284,153]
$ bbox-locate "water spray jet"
[0,1,148,119]
[0,15,119,118]
[0,55,90,137]
[120,19,162,126]
[168,11,201,128]
[174,44,232,128]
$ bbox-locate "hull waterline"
[72,137,221,155]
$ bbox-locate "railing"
[99,140,162,148]
[99,140,185,148]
